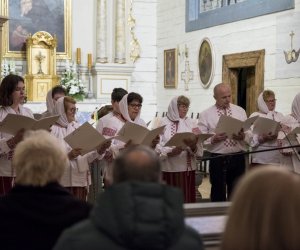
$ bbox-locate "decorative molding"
[128,0,140,63]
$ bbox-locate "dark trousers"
[209,152,245,202]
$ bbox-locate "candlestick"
[87,53,92,70]
[76,48,81,65]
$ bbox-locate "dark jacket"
[0,182,91,250]
[54,181,204,250]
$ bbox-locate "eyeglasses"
[266,99,277,103]
[68,107,78,113]
[129,103,142,109]
[178,104,189,109]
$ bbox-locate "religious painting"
[198,38,214,88]
[164,48,177,88]
[186,0,294,32]
[0,0,71,59]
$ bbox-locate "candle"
[87,53,92,69]
[76,48,81,65]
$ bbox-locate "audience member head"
[291,92,300,121]
[257,90,276,113]
[0,74,26,106]
[167,95,190,121]
[112,145,161,184]
[12,130,68,187]
[119,92,143,122]
[213,83,231,109]
[221,166,300,250]
[111,88,128,113]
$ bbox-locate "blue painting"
[186,0,295,31]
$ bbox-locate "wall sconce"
[178,44,189,60]
[284,31,300,64]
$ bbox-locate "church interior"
[0,0,300,249]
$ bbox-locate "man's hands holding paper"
[97,140,112,155]
[211,132,227,144]
[232,129,245,141]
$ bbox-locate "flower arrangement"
[60,61,86,101]
[1,60,16,78]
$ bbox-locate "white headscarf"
[167,96,180,122]
[53,97,73,132]
[45,89,55,114]
[257,91,277,119]
[118,94,145,126]
[291,92,300,121]
[166,96,189,132]
[257,92,269,114]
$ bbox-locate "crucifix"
[181,60,194,91]
[35,51,46,74]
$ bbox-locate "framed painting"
[0,0,71,59]
[198,38,214,88]
[164,48,177,88]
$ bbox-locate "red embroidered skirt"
[162,171,196,203]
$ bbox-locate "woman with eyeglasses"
[51,96,109,201]
[0,74,34,195]
[248,90,284,167]
[102,92,160,186]
[156,96,203,203]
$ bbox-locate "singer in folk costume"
[157,95,203,203]
[247,90,284,167]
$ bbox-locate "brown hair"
[221,166,300,250]
[0,74,25,106]
[177,95,190,107]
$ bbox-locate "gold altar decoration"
[25,31,60,102]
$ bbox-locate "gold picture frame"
[164,48,177,88]
[0,0,71,59]
[198,38,214,88]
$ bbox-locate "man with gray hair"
[0,130,91,250]
[54,145,204,250]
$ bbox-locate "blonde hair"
[13,130,68,186]
[262,90,275,101]
[221,166,300,250]
[63,96,76,113]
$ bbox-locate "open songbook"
[215,115,258,138]
[64,122,114,155]
[0,114,59,135]
[252,116,280,135]
[277,127,300,141]
[115,122,165,146]
[164,132,213,148]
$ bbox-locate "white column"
[96,0,108,63]
[114,0,126,63]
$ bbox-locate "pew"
[184,202,230,250]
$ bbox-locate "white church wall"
[157,0,300,117]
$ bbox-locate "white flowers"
[60,61,86,101]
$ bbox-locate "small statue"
[35,51,45,74]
